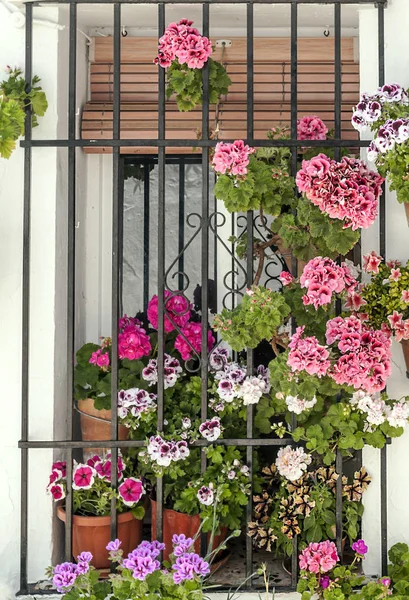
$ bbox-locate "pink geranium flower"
[299,541,339,574]
[118,322,151,361]
[174,322,215,361]
[212,140,255,176]
[147,290,191,333]
[72,465,96,490]
[297,115,328,141]
[279,271,294,286]
[89,348,110,370]
[154,19,212,69]
[118,477,145,506]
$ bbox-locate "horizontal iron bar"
[18,438,294,449]
[32,0,387,4]
[20,138,370,148]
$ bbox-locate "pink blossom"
[118,322,151,361]
[89,348,110,370]
[174,322,215,361]
[388,310,403,329]
[118,477,145,506]
[296,155,383,231]
[386,259,401,269]
[345,291,367,311]
[212,140,255,176]
[154,20,212,69]
[401,290,409,303]
[390,268,401,281]
[363,251,382,274]
[279,271,294,286]
[300,257,358,309]
[299,541,339,574]
[297,115,328,141]
[287,326,330,377]
[72,464,96,490]
[52,461,67,477]
[147,290,191,333]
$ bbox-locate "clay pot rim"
[150,499,199,521]
[57,505,135,526]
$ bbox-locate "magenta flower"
[381,577,391,587]
[89,348,110,370]
[118,322,151,361]
[118,477,144,506]
[212,140,255,176]
[72,464,96,490]
[320,575,331,589]
[52,461,67,477]
[352,539,368,556]
[297,115,328,141]
[147,290,191,333]
[174,322,215,361]
[48,483,66,501]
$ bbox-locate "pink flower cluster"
[387,311,409,342]
[147,290,191,333]
[118,317,151,361]
[175,321,215,361]
[287,326,330,377]
[300,257,358,309]
[296,154,383,230]
[212,140,255,176]
[154,19,212,69]
[47,455,144,508]
[299,541,339,574]
[297,115,328,141]
[89,346,110,370]
[326,315,392,393]
[363,251,383,274]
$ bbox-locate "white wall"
[0,4,89,593]
[359,0,409,576]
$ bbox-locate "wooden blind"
[82,36,359,154]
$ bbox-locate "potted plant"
[296,538,366,599]
[47,537,212,598]
[352,82,409,223]
[154,19,231,112]
[74,291,214,449]
[248,463,371,560]
[0,66,48,159]
[353,253,409,377]
[47,453,145,569]
[140,437,253,563]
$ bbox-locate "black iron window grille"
[19,0,388,595]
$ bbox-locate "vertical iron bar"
[334,3,341,161]
[378,1,387,576]
[290,2,298,586]
[20,4,33,590]
[144,162,150,309]
[65,1,77,561]
[178,158,185,291]
[334,3,343,559]
[110,2,121,543]
[156,1,166,544]
[201,2,210,558]
[246,0,254,584]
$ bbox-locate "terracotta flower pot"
[151,500,228,563]
[77,398,129,456]
[401,339,409,378]
[57,506,142,569]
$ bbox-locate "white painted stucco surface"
[0,0,409,596]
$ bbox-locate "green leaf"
[131,505,145,520]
